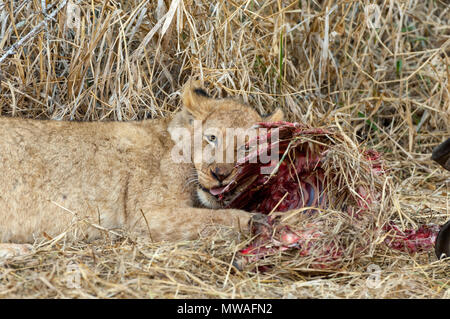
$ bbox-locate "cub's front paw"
[249,213,272,236]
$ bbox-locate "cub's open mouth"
[200,174,258,202]
[209,185,232,196]
[199,183,233,196]
[198,183,234,199]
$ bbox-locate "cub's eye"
[206,135,217,143]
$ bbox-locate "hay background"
[0,0,449,298]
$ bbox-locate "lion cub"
[0,79,283,257]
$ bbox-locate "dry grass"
[0,0,449,298]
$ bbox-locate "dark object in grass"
[431,137,450,171]
[435,220,450,259]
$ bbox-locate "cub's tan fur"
[0,79,283,252]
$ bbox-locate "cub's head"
[169,79,283,208]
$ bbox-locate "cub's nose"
[210,167,232,182]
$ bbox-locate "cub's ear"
[265,108,284,122]
[182,79,212,120]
